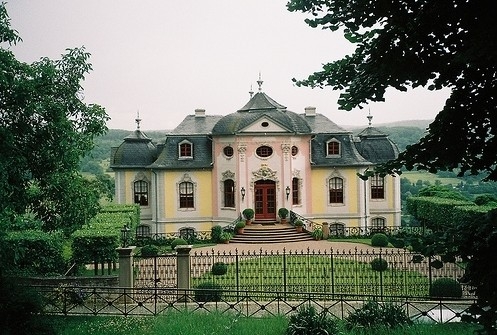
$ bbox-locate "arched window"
[371,217,386,233]
[179,181,194,208]
[371,174,385,199]
[292,177,300,205]
[136,225,151,238]
[134,180,149,206]
[326,139,340,156]
[329,177,344,204]
[224,179,235,208]
[179,141,192,158]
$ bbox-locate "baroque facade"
[110,82,401,238]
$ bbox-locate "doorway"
[254,180,276,221]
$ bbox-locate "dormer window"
[179,141,193,159]
[326,139,340,157]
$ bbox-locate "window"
[292,177,300,205]
[256,145,273,158]
[223,146,234,157]
[136,225,151,238]
[327,140,340,156]
[179,181,194,208]
[371,217,386,232]
[291,146,298,156]
[179,227,196,243]
[134,180,149,206]
[179,142,192,158]
[329,177,344,204]
[261,121,269,127]
[371,175,385,199]
[223,179,235,208]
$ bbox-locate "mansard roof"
[355,126,400,163]
[148,135,213,169]
[110,130,158,168]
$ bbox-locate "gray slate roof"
[110,130,158,168]
[355,127,400,163]
[311,133,372,167]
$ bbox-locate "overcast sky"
[6,1,449,130]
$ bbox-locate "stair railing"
[289,211,321,232]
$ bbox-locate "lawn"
[51,313,479,335]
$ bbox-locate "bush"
[171,238,188,250]
[235,220,245,229]
[242,208,254,220]
[194,282,223,302]
[278,207,289,219]
[286,305,339,335]
[211,262,228,275]
[371,233,389,247]
[312,228,323,240]
[345,300,411,330]
[140,244,159,257]
[429,277,463,298]
[211,225,223,243]
[370,258,388,271]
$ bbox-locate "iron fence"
[134,247,471,300]
[32,284,475,323]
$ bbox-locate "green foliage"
[345,300,411,330]
[286,305,339,335]
[211,225,223,243]
[242,208,254,220]
[140,244,159,257]
[278,207,289,219]
[418,185,469,201]
[312,228,323,240]
[171,238,187,250]
[294,219,304,227]
[71,230,119,266]
[371,233,388,247]
[429,278,462,298]
[3,230,65,276]
[194,282,223,302]
[235,220,246,229]
[474,194,497,206]
[370,258,388,272]
[211,262,228,276]
[219,232,232,242]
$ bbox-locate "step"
[230,224,314,244]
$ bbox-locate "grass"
[401,171,462,186]
[51,313,479,335]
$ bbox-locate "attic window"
[223,146,234,157]
[179,141,193,159]
[261,121,269,127]
[326,139,340,157]
[256,145,273,158]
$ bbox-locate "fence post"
[176,245,193,302]
[117,247,135,288]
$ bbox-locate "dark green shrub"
[388,236,405,248]
[429,277,463,298]
[211,225,223,243]
[171,238,187,250]
[140,244,159,257]
[211,262,228,275]
[194,282,223,302]
[370,258,388,271]
[286,305,339,335]
[278,207,289,219]
[345,300,411,330]
[371,233,389,247]
[242,208,254,220]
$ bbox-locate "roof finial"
[135,110,141,130]
[257,72,263,92]
[367,108,373,126]
[249,84,254,98]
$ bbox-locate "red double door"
[254,180,276,221]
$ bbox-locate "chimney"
[304,106,316,116]
[195,109,206,118]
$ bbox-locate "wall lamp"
[285,186,291,200]
[241,187,246,201]
[121,224,130,248]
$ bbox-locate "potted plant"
[294,219,304,232]
[242,208,254,225]
[312,228,324,240]
[235,220,245,234]
[278,208,289,224]
[219,232,232,244]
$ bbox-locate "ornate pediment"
[252,164,278,181]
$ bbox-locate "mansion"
[110,82,401,238]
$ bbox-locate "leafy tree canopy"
[0,3,109,234]
[287,0,497,180]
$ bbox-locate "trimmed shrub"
[171,238,187,250]
[140,244,159,257]
[370,258,388,272]
[211,225,223,243]
[429,277,463,298]
[286,305,339,335]
[371,233,389,247]
[194,282,223,302]
[242,208,254,220]
[211,262,228,275]
[345,300,411,330]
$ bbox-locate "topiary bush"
[140,244,159,257]
[345,300,411,330]
[429,277,463,298]
[370,258,388,272]
[211,262,228,275]
[211,225,223,243]
[371,233,389,247]
[171,238,187,250]
[286,305,339,335]
[194,282,223,302]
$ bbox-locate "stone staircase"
[230,222,314,244]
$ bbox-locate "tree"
[287,0,497,181]
[0,3,109,235]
